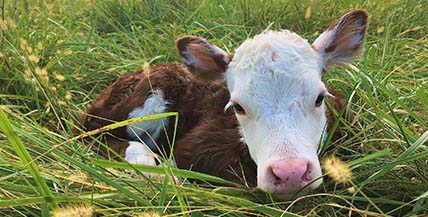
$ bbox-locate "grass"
[0,0,427,216]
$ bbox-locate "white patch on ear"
[126,89,168,150]
[125,141,157,176]
[181,48,196,67]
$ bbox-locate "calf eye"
[233,104,246,115]
[315,94,325,107]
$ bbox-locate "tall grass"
[1,0,427,216]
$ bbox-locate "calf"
[81,10,368,198]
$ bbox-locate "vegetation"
[1,0,427,216]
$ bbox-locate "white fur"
[224,31,327,195]
[125,142,179,182]
[125,141,156,176]
[126,89,168,150]
[312,29,336,67]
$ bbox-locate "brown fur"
[176,36,231,81]
[326,89,346,142]
[81,63,344,186]
[324,10,368,67]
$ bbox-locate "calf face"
[177,10,368,198]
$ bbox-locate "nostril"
[269,166,283,185]
[302,161,313,182]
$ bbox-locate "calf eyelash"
[326,91,335,99]
[224,101,233,112]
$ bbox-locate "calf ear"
[312,10,368,70]
[176,36,231,81]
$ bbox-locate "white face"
[225,31,326,197]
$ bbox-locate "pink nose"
[267,158,313,193]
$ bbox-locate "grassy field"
[1,0,427,216]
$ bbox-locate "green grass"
[1,0,427,216]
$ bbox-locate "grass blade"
[0,109,58,211]
[15,128,154,206]
[365,130,428,183]
[93,159,238,186]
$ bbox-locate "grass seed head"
[23,69,32,83]
[54,72,66,81]
[322,155,352,184]
[35,67,49,86]
[7,18,16,29]
[139,210,161,217]
[58,100,67,106]
[65,92,73,100]
[142,62,151,76]
[347,186,356,193]
[20,38,28,50]
[305,7,311,19]
[28,55,40,63]
[26,46,33,53]
[0,20,7,31]
[52,204,94,217]
[64,48,73,55]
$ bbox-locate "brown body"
[81,63,344,186]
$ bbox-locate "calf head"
[176,10,368,198]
